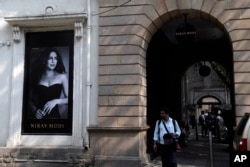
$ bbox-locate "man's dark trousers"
[159,143,177,167]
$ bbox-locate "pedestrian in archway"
[190,112,196,129]
[199,110,206,137]
[153,107,181,167]
[205,112,216,137]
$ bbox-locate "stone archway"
[146,10,234,155]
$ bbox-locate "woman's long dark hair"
[30,47,66,88]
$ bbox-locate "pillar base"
[88,126,150,167]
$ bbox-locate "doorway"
[146,16,235,153]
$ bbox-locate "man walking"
[153,107,181,167]
[199,110,206,137]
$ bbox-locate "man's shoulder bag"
[160,119,181,150]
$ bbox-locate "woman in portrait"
[29,47,68,119]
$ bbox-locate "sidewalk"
[145,127,230,167]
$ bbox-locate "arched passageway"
[146,13,235,153]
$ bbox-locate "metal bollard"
[209,131,214,167]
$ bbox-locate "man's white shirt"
[153,117,181,145]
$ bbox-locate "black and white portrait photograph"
[28,47,69,120]
[22,31,74,134]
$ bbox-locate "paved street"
[145,127,230,167]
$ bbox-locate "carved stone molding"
[5,13,87,29]
[12,26,21,42]
[75,22,83,38]
[5,13,87,42]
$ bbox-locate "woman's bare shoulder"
[54,72,67,81]
[59,73,68,81]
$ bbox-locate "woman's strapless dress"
[35,84,62,119]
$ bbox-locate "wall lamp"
[0,40,11,47]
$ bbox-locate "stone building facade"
[1,0,250,166]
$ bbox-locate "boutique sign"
[175,23,196,43]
